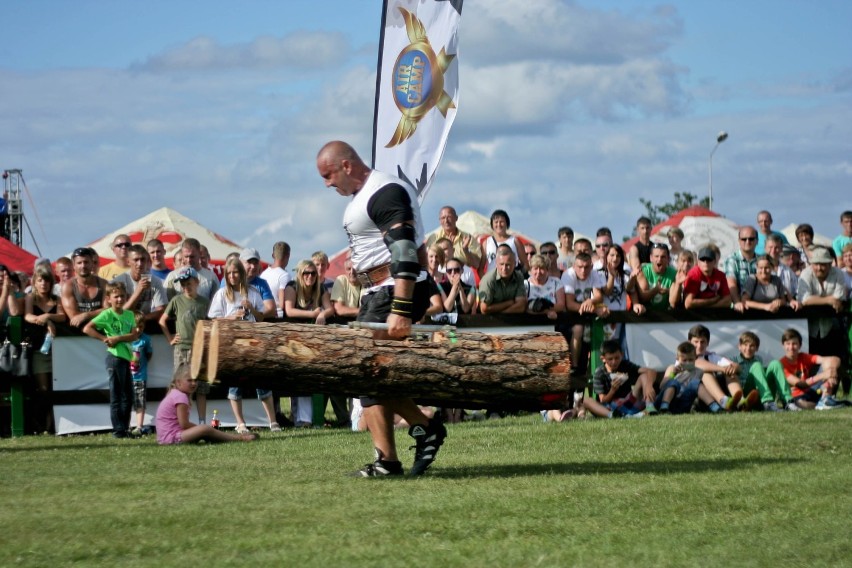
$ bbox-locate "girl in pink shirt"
[155,365,257,445]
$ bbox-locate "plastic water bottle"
[210,409,220,429]
[40,334,53,355]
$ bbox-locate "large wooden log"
[195,320,573,409]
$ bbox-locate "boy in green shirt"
[84,282,140,438]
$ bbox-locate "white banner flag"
[372,0,462,204]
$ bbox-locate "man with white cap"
[796,245,849,391]
[239,247,276,320]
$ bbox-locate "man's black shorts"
[357,276,433,407]
[356,276,433,324]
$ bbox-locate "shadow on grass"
[429,457,806,478]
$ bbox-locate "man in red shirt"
[683,247,731,309]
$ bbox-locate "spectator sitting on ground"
[628,216,653,272]
[741,255,799,313]
[478,245,526,315]
[113,244,167,323]
[483,209,529,274]
[832,210,852,259]
[683,246,731,309]
[98,234,132,280]
[755,210,788,255]
[556,226,575,272]
[636,242,676,311]
[765,234,798,299]
[147,238,171,281]
[724,225,759,313]
[688,324,744,413]
[655,342,707,414]
[765,328,842,410]
[591,339,657,415]
[156,364,257,444]
[525,254,565,320]
[260,241,291,319]
[733,331,789,412]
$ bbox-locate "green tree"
[638,192,710,226]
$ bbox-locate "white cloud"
[135,32,350,72]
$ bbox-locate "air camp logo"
[386,7,456,148]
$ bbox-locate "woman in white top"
[525,254,565,319]
[483,209,529,274]
[209,257,265,322]
[209,257,277,434]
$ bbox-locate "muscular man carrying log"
[316,140,447,477]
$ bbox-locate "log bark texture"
[198,321,573,408]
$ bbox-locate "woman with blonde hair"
[209,256,278,434]
[284,260,334,325]
[283,260,334,427]
[24,264,67,433]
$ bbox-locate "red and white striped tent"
[622,206,740,260]
[78,207,243,279]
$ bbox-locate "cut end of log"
[190,320,213,381]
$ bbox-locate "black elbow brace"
[384,225,421,281]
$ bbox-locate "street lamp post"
[708,131,728,211]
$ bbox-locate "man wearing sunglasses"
[61,247,109,328]
[98,234,133,280]
[724,226,759,313]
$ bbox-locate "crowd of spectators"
[2,207,851,435]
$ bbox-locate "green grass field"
[2,410,850,567]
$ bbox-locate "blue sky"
[2,0,850,262]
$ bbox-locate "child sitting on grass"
[733,331,789,412]
[588,338,657,417]
[765,328,843,410]
[655,341,708,414]
[688,324,743,412]
[155,364,257,444]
